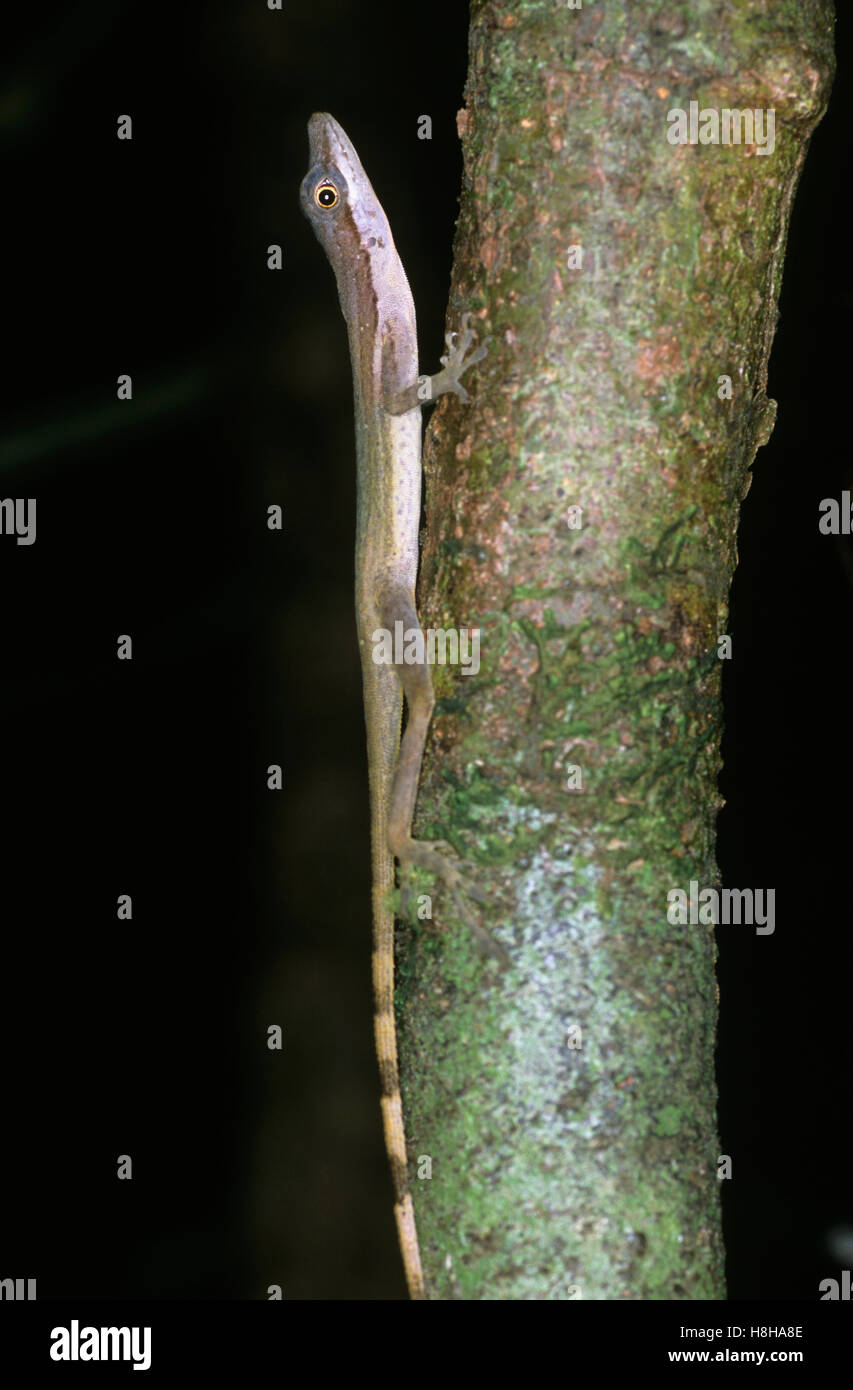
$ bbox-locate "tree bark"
[397,0,834,1299]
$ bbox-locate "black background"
[1,1,849,1304]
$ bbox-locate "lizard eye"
[314,181,339,209]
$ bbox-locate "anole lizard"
[299,112,490,1299]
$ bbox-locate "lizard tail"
[373,893,426,1300]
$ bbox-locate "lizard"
[299,111,492,1299]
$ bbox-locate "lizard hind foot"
[395,835,510,969]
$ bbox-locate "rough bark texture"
[395,0,834,1299]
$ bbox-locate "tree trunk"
[397,0,834,1299]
